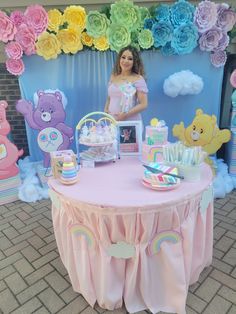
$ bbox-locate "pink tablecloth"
[49,157,214,314]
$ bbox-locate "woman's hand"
[115,112,127,121]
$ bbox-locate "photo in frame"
[117,120,142,156]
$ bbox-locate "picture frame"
[117,120,143,156]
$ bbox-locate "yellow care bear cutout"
[172,109,231,163]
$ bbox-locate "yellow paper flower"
[57,28,83,54]
[81,31,93,47]
[47,9,63,32]
[150,118,159,127]
[36,32,61,60]
[63,5,86,31]
[94,36,109,51]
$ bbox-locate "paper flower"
[152,21,173,47]
[10,10,26,28]
[5,41,23,59]
[214,32,229,51]
[6,58,24,76]
[107,23,131,52]
[138,29,154,49]
[36,32,61,60]
[171,23,198,55]
[86,11,110,38]
[210,50,227,67]
[155,4,170,22]
[94,36,109,51]
[24,4,48,36]
[170,0,195,27]
[161,41,177,56]
[81,31,93,47]
[143,18,155,30]
[230,69,236,88]
[199,27,223,52]
[57,28,83,54]
[110,0,141,32]
[194,0,218,33]
[0,11,17,43]
[47,9,63,33]
[15,24,36,56]
[216,3,236,32]
[139,7,150,23]
[63,5,86,31]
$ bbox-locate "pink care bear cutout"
[16,90,73,168]
[0,100,23,180]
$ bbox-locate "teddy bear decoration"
[0,100,23,179]
[16,89,73,168]
[172,108,231,165]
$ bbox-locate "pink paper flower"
[24,4,48,36]
[230,70,236,88]
[214,32,229,51]
[210,50,227,67]
[5,41,23,59]
[6,58,25,76]
[194,1,218,33]
[199,27,223,52]
[10,10,26,28]
[0,10,17,43]
[216,3,236,32]
[15,24,36,56]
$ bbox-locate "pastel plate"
[142,178,180,191]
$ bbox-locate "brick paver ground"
[0,191,236,314]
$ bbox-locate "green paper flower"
[107,23,131,52]
[139,7,151,25]
[86,11,110,38]
[110,0,141,32]
[138,29,154,49]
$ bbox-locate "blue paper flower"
[170,0,195,27]
[161,41,177,56]
[171,22,198,54]
[152,21,173,47]
[143,18,155,30]
[155,4,170,22]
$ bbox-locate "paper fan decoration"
[230,70,236,88]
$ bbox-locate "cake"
[142,118,168,164]
[60,156,78,185]
[143,163,179,187]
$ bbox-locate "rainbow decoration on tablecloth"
[148,230,182,255]
[69,223,96,249]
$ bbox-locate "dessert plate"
[142,178,180,191]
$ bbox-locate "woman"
[104,45,148,121]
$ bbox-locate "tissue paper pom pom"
[163,70,204,98]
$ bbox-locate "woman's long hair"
[112,45,145,77]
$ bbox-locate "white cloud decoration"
[163,70,204,98]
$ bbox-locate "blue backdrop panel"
[19,48,224,162]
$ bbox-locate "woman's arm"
[116,91,148,121]
[104,96,110,113]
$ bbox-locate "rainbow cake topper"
[69,223,96,249]
[148,230,182,255]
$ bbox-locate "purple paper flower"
[214,32,229,51]
[199,27,222,52]
[216,4,236,32]
[194,0,218,33]
[210,50,227,67]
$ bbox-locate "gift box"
[50,150,77,179]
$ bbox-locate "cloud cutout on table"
[163,70,204,98]
[107,241,135,259]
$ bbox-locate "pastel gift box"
[50,150,77,179]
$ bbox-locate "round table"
[49,157,214,314]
